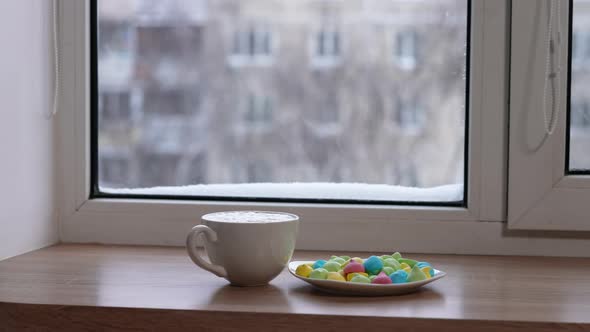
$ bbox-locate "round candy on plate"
[323,261,341,272]
[364,256,383,275]
[295,264,313,278]
[372,272,392,284]
[312,260,327,269]
[389,270,409,284]
[309,268,329,280]
[327,271,346,282]
[383,258,401,270]
[350,274,371,283]
[343,261,364,275]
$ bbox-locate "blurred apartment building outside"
[97,0,471,190]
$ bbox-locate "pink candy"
[372,272,392,284]
[343,261,365,275]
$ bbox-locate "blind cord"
[49,0,60,119]
[542,0,563,135]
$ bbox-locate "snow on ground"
[103,183,463,202]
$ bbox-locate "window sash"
[508,0,590,231]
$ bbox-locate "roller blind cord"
[542,0,563,135]
[49,0,60,119]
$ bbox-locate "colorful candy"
[420,266,434,278]
[309,268,329,280]
[295,264,313,277]
[398,258,418,268]
[343,261,365,275]
[382,266,395,276]
[330,257,346,265]
[312,260,327,269]
[390,270,409,284]
[323,261,341,272]
[383,258,401,271]
[372,272,393,284]
[296,253,437,285]
[350,274,371,283]
[363,256,383,275]
[327,271,346,282]
[346,272,369,281]
[407,265,428,282]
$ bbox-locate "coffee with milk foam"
[203,211,297,223]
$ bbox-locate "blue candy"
[416,262,431,268]
[389,270,409,284]
[312,260,327,269]
[363,256,384,275]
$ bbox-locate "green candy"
[309,268,329,280]
[382,266,395,276]
[407,265,428,282]
[340,256,351,260]
[350,274,371,283]
[383,258,401,271]
[369,275,377,281]
[380,255,392,261]
[330,257,346,265]
[323,261,341,272]
[398,258,418,267]
[391,252,402,260]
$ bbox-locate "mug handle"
[186,225,227,278]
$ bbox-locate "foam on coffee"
[203,211,298,223]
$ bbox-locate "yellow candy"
[403,267,411,274]
[295,264,313,278]
[400,262,410,270]
[327,272,346,282]
[346,272,368,281]
[338,270,346,277]
[421,266,432,279]
[351,257,364,264]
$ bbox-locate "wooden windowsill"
[1,244,589,331]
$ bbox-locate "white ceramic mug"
[186,211,299,286]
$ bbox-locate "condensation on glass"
[96,0,468,202]
[570,0,590,172]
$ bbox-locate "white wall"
[0,1,58,260]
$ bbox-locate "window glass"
[96,0,469,203]
[570,0,590,172]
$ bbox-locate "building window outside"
[311,27,341,68]
[395,98,424,133]
[229,24,273,66]
[244,93,273,128]
[394,30,418,71]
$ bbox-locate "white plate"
[288,261,446,296]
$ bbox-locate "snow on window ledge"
[102,183,463,202]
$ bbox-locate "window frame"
[56,0,530,254]
[508,0,590,231]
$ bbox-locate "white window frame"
[56,0,590,256]
[509,0,590,231]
